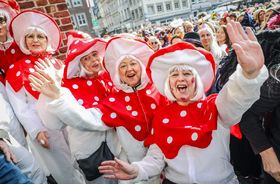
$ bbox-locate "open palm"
[98,158,138,180]
[226,19,264,78]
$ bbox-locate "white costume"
[129,43,268,184]
[5,10,85,184]
[0,88,47,184]
[37,38,164,184]
[39,36,120,184]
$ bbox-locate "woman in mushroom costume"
[98,20,269,184]
[0,0,23,75]
[0,0,28,148]
[30,37,167,184]
[5,10,85,184]
[37,35,121,184]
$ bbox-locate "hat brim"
[147,42,216,96]
[65,39,107,78]
[10,10,61,52]
[0,1,18,26]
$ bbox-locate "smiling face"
[25,31,48,54]
[148,39,160,51]
[169,69,196,106]
[80,51,102,76]
[119,57,142,87]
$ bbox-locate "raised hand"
[98,158,138,180]
[226,18,264,79]
[29,71,62,99]
[34,58,65,85]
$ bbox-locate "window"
[157,4,163,12]
[182,0,187,7]
[165,2,171,11]
[66,0,71,8]
[174,1,180,9]
[70,15,77,28]
[124,9,127,19]
[139,7,143,17]
[127,8,130,17]
[147,5,155,15]
[132,10,135,20]
[76,13,87,26]
[135,9,139,19]
[192,0,196,4]
[72,0,82,7]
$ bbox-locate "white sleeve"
[6,83,46,140]
[0,93,11,140]
[45,87,110,131]
[216,65,268,128]
[36,95,66,130]
[131,144,165,182]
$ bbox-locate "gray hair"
[19,26,54,55]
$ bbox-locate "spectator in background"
[198,24,226,66]
[147,36,161,52]
[183,21,194,33]
[254,9,266,31]
[216,25,231,53]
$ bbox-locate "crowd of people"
[0,0,279,184]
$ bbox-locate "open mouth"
[126,73,136,78]
[92,62,99,68]
[176,84,187,93]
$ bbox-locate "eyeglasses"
[150,41,158,45]
[0,17,7,25]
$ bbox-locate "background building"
[66,0,96,36]
[96,0,226,34]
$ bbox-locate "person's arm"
[99,144,165,181]
[30,58,110,131]
[0,93,11,141]
[239,77,280,182]
[39,88,110,131]
[240,76,280,154]
[215,18,269,128]
[216,65,268,128]
[0,130,16,163]
[131,144,165,181]
[260,147,280,182]
[6,84,46,140]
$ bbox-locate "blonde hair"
[198,24,224,64]
[164,64,205,102]
[19,26,54,55]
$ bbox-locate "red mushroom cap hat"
[10,10,61,52]
[65,38,107,78]
[146,42,216,96]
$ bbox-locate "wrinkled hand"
[260,147,280,182]
[35,58,65,85]
[29,72,62,99]
[98,158,138,180]
[226,18,264,79]
[0,140,17,163]
[36,131,49,149]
